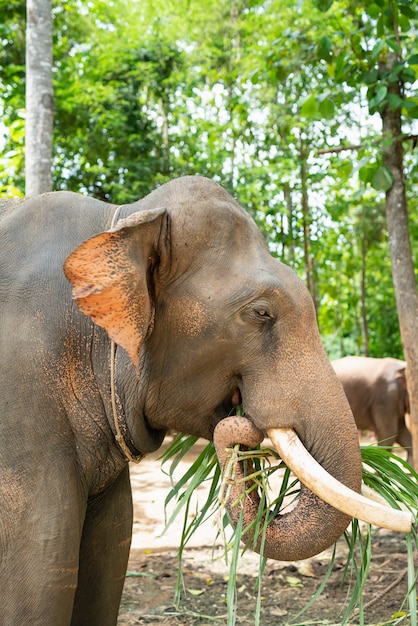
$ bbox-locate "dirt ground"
[117,438,416,626]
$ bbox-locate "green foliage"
[0,0,417,352]
[0,1,26,191]
[51,1,188,201]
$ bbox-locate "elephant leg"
[396,421,413,465]
[375,432,396,449]
[372,405,397,450]
[0,464,84,626]
[71,465,133,626]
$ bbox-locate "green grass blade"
[406,531,417,626]
[225,509,243,626]
[290,543,337,622]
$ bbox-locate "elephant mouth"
[215,387,243,423]
[231,387,242,408]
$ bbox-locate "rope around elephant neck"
[110,206,143,464]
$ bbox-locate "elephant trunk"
[214,416,353,561]
[214,416,412,562]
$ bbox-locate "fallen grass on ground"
[161,433,418,626]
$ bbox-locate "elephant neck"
[110,340,144,463]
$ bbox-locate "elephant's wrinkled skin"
[332,356,412,464]
[0,176,361,625]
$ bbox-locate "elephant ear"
[63,207,167,368]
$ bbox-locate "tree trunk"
[159,97,170,175]
[300,141,318,314]
[360,220,369,356]
[25,0,53,196]
[380,55,418,469]
[283,182,295,266]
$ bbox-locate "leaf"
[359,164,375,183]
[326,63,336,78]
[400,66,417,83]
[285,575,304,587]
[371,40,385,60]
[398,3,416,19]
[362,68,378,84]
[187,588,205,596]
[372,166,393,192]
[366,3,382,19]
[402,100,418,119]
[398,15,411,32]
[296,561,317,578]
[386,93,404,110]
[313,0,333,12]
[407,54,418,65]
[300,94,318,118]
[337,161,353,182]
[269,607,288,616]
[320,35,332,54]
[318,35,333,61]
[368,85,388,112]
[319,98,335,119]
[373,85,388,105]
[387,39,400,54]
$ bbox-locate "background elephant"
[0,176,365,625]
[331,356,412,464]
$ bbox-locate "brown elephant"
[0,176,399,625]
[331,356,412,464]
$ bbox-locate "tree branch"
[317,144,363,155]
[317,135,418,156]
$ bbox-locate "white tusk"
[267,428,414,533]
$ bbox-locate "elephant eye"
[255,307,272,319]
[245,301,275,324]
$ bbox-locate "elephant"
[331,356,412,464]
[0,175,395,625]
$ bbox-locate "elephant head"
[64,176,409,561]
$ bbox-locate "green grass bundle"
[161,434,418,625]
